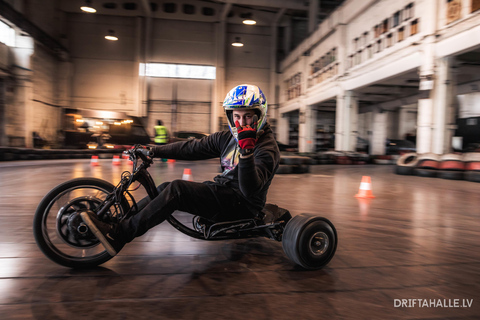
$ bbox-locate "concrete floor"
[0,158,479,319]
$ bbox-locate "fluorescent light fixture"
[0,20,15,47]
[232,37,243,47]
[140,63,216,80]
[105,30,118,41]
[81,0,96,13]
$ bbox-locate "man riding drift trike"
[33,84,337,269]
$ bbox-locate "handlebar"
[124,144,154,163]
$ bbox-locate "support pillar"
[277,114,289,144]
[417,98,433,154]
[299,104,315,152]
[432,57,456,154]
[335,90,357,151]
[371,109,387,155]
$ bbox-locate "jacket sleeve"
[150,131,228,160]
[237,140,278,198]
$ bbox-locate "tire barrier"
[438,154,465,180]
[464,171,480,183]
[413,153,440,178]
[278,154,312,174]
[463,152,480,183]
[392,151,480,183]
[394,152,418,175]
[0,147,126,162]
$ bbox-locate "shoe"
[80,211,125,256]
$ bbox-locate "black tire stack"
[463,153,480,183]
[277,155,313,174]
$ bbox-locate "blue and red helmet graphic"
[223,84,268,141]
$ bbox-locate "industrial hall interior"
[1,0,480,319]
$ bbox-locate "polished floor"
[0,158,479,319]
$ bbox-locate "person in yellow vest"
[154,120,169,145]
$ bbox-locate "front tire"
[33,178,129,268]
[282,214,337,270]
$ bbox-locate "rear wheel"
[33,178,129,268]
[282,214,337,270]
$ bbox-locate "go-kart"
[33,145,337,269]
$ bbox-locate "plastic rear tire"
[282,214,337,270]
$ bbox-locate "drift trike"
[33,145,337,269]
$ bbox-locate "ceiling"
[63,0,346,26]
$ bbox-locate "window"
[410,19,418,35]
[405,3,414,20]
[376,39,382,53]
[163,3,176,13]
[367,45,373,59]
[202,7,215,16]
[386,33,393,47]
[313,60,320,73]
[393,11,400,27]
[140,63,216,79]
[0,20,15,47]
[473,0,480,12]
[363,32,369,46]
[447,0,462,24]
[374,24,381,38]
[398,27,405,42]
[382,19,389,33]
[354,37,359,50]
[183,4,195,14]
[356,50,362,65]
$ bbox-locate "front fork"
[95,166,159,221]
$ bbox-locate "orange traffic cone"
[355,176,375,198]
[90,155,99,167]
[112,155,120,166]
[182,168,193,181]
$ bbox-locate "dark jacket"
[151,123,280,209]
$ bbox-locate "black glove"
[235,115,258,157]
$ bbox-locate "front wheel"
[33,178,129,268]
[282,214,337,270]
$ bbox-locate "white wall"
[225,24,271,99]
[67,13,138,114]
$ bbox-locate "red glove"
[235,115,258,156]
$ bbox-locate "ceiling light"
[242,13,256,25]
[232,37,243,47]
[80,0,96,13]
[105,30,118,41]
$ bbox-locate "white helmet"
[223,84,267,141]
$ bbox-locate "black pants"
[120,180,258,242]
